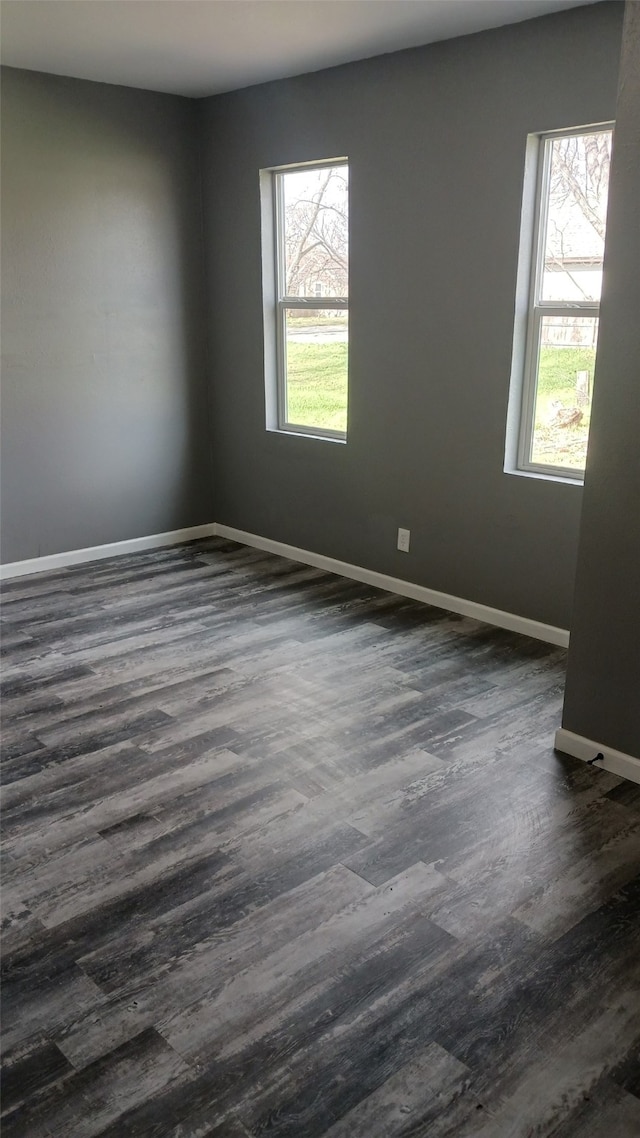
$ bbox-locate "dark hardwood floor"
[2,537,640,1137]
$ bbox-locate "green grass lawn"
[536,345,596,419]
[537,345,597,394]
[284,338,596,470]
[285,342,348,432]
[532,345,596,469]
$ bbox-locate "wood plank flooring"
[2,536,640,1137]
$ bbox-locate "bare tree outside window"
[517,125,613,476]
[543,131,611,303]
[283,165,348,299]
[270,161,349,438]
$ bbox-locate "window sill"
[267,427,347,445]
[504,465,584,487]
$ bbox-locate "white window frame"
[516,123,613,480]
[269,158,349,441]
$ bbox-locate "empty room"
[1,0,639,1134]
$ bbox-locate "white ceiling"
[1,0,599,99]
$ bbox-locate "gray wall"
[561,1,640,758]
[201,1,623,630]
[1,67,212,564]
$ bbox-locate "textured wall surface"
[1,68,212,563]
[200,2,623,630]
[562,1,640,758]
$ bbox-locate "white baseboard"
[11,522,638,778]
[554,728,640,785]
[0,519,571,649]
[214,523,569,648]
[0,523,217,580]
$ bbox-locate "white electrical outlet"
[397,527,411,553]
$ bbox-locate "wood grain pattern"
[2,537,639,1137]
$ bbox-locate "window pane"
[283,308,348,433]
[282,165,348,298]
[540,130,612,303]
[531,314,599,471]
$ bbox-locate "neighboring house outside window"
[509,124,613,479]
[262,159,349,440]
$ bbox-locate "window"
[514,125,613,478]
[264,159,349,439]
